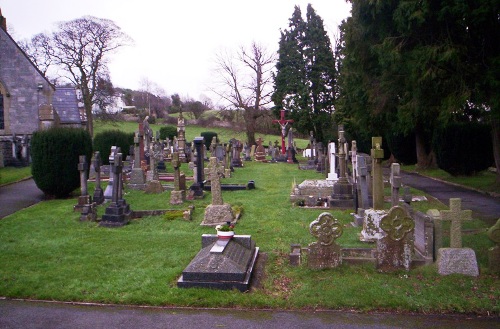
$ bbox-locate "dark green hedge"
[31,127,92,198]
[433,122,493,176]
[385,131,417,165]
[93,130,134,165]
[159,125,178,140]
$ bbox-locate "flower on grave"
[215,221,235,232]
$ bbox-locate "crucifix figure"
[272,109,294,155]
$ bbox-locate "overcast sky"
[2,0,351,101]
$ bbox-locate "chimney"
[0,8,6,32]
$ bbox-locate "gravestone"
[439,198,472,248]
[487,218,500,273]
[307,212,343,269]
[329,126,354,208]
[177,234,259,291]
[129,131,146,190]
[326,142,339,181]
[104,146,118,200]
[371,137,384,210]
[286,127,297,163]
[202,157,234,226]
[436,198,478,276]
[231,139,243,167]
[254,138,267,162]
[390,163,401,207]
[144,140,164,194]
[170,152,185,205]
[356,155,370,210]
[243,142,251,161]
[92,152,105,205]
[401,203,435,264]
[376,206,414,272]
[189,137,205,198]
[100,153,131,227]
[176,110,187,162]
[74,155,90,212]
[360,209,386,242]
[350,141,358,183]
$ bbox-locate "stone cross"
[208,157,225,205]
[350,141,357,183]
[111,154,123,205]
[337,126,348,183]
[172,152,181,191]
[440,198,472,248]
[371,137,384,210]
[272,109,294,154]
[307,212,343,269]
[390,163,402,207]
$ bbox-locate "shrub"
[93,130,134,165]
[159,125,178,140]
[433,122,493,176]
[200,131,218,150]
[385,131,417,165]
[31,127,92,198]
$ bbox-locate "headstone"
[350,141,357,183]
[100,153,131,227]
[390,163,401,207]
[92,151,105,205]
[202,157,234,225]
[326,142,338,181]
[254,138,267,162]
[329,126,354,209]
[439,198,472,248]
[307,212,343,269]
[177,234,259,291]
[250,144,256,159]
[104,146,118,200]
[437,248,479,276]
[286,127,297,163]
[144,140,164,194]
[376,206,414,272]
[170,152,185,205]
[74,154,90,212]
[371,137,384,210]
[360,208,386,242]
[128,132,146,190]
[177,110,187,162]
[487,218,500,273]
[189,137,205,198]
[243,142,251,161]
[231,139,243,167]
[356,155,370,210]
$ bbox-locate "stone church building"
[0,8,86,167]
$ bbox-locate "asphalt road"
[0,178,44,219]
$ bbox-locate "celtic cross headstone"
[307,212,343,269]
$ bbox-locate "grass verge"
[0,160,498,314]
[0,166,32,186]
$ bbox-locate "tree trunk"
[491,117,500,183]
[245,115,257,146]
[415,123,436,169]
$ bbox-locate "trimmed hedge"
[433,122,493,176]
[200,131,218,150]
[385,131,417,165]
[159,125,178,140]
[93,130,134,165]
[31,127,92,198]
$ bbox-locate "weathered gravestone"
[487,218,500,273]
[307,212,343,269]
[390,163,401,207]
[92,151,105,205]
[329,126,354,209]
[231,139,243,167]
[188,137,205,198]
[376,206,415,272]
[202,157,234,226]
[436,198,478,276]
[128,132,146,190]
[170,152,185,205]
[177,233,259,291]
[254,138,267,162]
[74,155,91,213]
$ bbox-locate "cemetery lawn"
[0,160,498,315]
[0,166,32,186]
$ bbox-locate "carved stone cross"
[440,198,472,248]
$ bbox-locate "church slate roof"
[52,87,83,124]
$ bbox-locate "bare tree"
[212,42,276,145]
[23,16,132,136]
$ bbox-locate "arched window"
[0,92,4,130]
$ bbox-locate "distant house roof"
[53,87,84,124]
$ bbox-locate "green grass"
[0,159,498,314]
[401,165,499,195]
[0,166,32,186]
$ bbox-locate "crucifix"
[272,109,294,155]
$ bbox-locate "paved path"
[400,171,500,225]
[0,299,497,329]
[0,178,44,219]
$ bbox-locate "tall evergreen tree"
[273,4,337,143]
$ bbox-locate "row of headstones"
[294,207,500,275]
